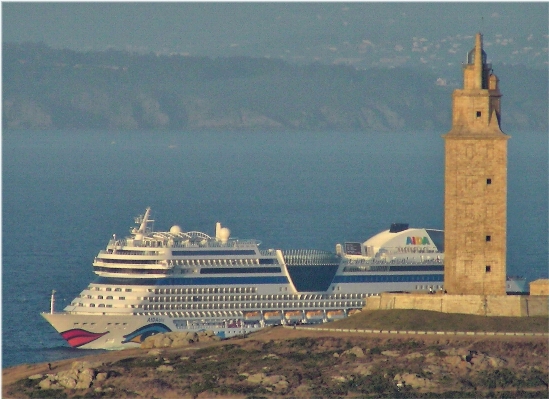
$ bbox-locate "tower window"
[486,178,492,185]
[476,111,482,118]
[486,235,491,242]
[485,265,491,273]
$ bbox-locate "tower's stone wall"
[443,33,509,296]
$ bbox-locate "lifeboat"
[244,311,261,321]
[326,310,345,320]
[284,310,303,321]
[264,311,282,321]
[305,310,324,320]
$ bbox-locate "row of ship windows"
[97,259,163,265]
[140,301,364,311]
[91,287,133,292]
[97,258,273,266]
[84,286,280,295]
[94,266,170,274]
[143,293,365,302]
[416,285,443,290]
[75,301,364,310]
[94,266,282,275]
[83,295,125,300]
[149,287,258,295]
[80,293,364,302]
[107,249,160,255]
[343,265,444,273]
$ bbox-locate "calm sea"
[3,130,547,368]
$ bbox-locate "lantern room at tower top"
[446,32,505,136]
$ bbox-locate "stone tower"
[443,33,509,295]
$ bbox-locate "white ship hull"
[41,312,262,350]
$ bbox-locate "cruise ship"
[42,209,527,350]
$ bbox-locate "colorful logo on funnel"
[60,329,109,348]
[122,323,171,344]
[406,236,430,245]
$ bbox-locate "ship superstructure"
[333,222,525,295]
[333,223,445,293]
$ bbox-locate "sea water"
[2,130,547,368]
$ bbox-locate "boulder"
[140,330,221,348]
[79,368,97,380]
[247,372,267,384]
[343,346,365,358]
[442,348,470,357]
[272,379,289,392]
[57,375,77,389]
[394,373,437,390]
[75,368,95,389]
[75,379,93,390]
[354,364,373,376]
[141,339,155,349]
[487,355,507,368]
[444,355,463,367]
[156,365,174,372]
[381,350,400,357]
[147,349,163,356]
[171,338,192,348]
[38,378,52,390]
[71,360,103,370]
[264,374,284,385]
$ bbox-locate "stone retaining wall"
[285,325,549,337]
[364,293,548,317]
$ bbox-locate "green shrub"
[370,346,382,355]
[289,337,317,349]
[29,389,68,399]
[476,368,517,389]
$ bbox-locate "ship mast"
[138,207,151,233]
[50,290,56,314]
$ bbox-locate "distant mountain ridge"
[3,43,547,133]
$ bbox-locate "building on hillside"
[443,33,509,295]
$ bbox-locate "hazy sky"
[3,2,548,69]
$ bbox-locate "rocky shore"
[3,326,548,399]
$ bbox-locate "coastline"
[4,324,548,398]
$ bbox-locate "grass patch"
[319,309,549,333]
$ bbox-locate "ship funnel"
[216,222,222,239]
[215,222,230,243]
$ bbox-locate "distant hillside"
[3,43,547,133]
